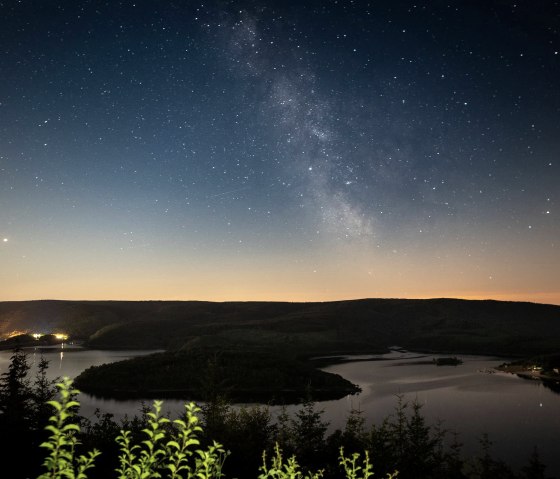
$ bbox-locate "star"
[0,0,557,305]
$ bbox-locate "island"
[433,356,463,366]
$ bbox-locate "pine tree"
[32,355,58,430]
[0,348,34,478]
[0,348,33,428]
[292,399,329,471]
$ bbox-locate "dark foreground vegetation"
[0,350,554,479]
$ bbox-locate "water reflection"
[59,343,64,369]
[541,378,560,394]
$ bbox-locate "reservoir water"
[1,347,559,476]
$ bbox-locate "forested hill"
[1,298,560,356]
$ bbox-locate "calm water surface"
[1,347,559,476]
[319,350,560,475]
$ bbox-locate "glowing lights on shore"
[17,332,69,341]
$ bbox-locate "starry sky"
[1,1,559,304]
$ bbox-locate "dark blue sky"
[1,1,559,303]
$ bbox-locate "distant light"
[54,333,68,341]
[2,238,7,242]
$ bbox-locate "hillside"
[1,298,559,356]
[3,298,559,402]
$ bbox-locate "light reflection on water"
[1,348,559,476]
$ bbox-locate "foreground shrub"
[38,379,228,479]
[115,400,227,479]
[36,378,398,479]
[37,377,100,479]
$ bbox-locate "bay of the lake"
[1,347,559,476]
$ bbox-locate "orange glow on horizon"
[2,241,558,306]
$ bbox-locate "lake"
[1,347,559,476]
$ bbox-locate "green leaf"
[166,440,181,450]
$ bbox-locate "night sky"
[1,1,559,304]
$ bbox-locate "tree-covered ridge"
[1,298,560,356]
[0,351,553,479]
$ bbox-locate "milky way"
[1,1,559,303]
